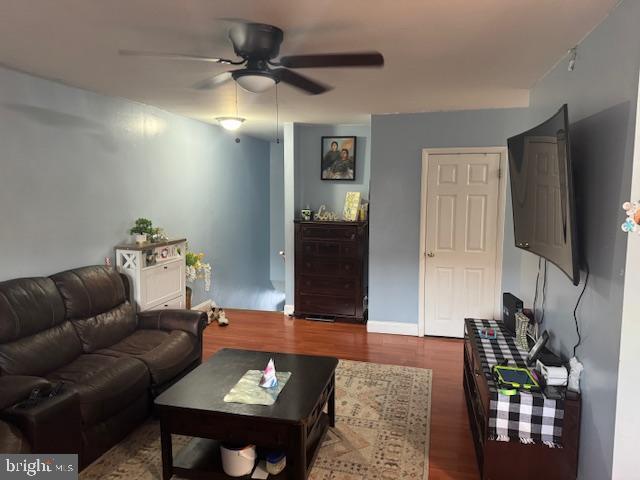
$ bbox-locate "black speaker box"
[502,292,523,334]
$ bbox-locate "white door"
[424,152,501,337]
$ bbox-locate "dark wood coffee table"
[155,348,338,480]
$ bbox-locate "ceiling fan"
[120,22,384,95]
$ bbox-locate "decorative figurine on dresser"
[115,238,187,311]
[294,220,368,323]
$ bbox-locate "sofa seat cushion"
[45,354,149,426]
[97,329,198,386]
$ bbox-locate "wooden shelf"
[173,437,287,480]
[114,238,186,251]
[294,220,368,225]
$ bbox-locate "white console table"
[115,238,187,312]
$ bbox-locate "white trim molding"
[419,147,508,337]
[367,321,419,336]
[192,299,216,311]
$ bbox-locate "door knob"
[427,252,435,258]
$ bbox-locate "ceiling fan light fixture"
[216,116,245,131]
[233,71,277,93]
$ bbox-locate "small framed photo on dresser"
[321,136,356,181]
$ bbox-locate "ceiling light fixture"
[216,117,245,131]
[233,71,277,93]
[216,83,246,131]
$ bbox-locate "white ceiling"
[0,0,618,140]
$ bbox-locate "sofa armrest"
[0,376,51,410]
[1,389,81,455]
[0,419,30,453]
[137,309,207,338]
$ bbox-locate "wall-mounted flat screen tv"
[507,104,580,285]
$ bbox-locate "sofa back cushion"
[51,266,127,319]
[0,277,66,342]
[0,322,83,376]
[51,266,137,352]
[71,302,137,352]
[0,277,82,375]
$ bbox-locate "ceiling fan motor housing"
[229,23,284,60]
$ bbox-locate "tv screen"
[507,104,580,285]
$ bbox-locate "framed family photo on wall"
[321,136,356,180]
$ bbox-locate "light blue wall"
[294,123,371,213]
[369,108,530,325]
[269,141,285,304]
[0,65,278,310]
[501,1,640,478]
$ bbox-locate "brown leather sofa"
[0,265,207,467]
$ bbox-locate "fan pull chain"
[275,83,280,144]
[235,82,239,117]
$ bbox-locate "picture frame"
[343,192,361,221]
[321,136,357,181]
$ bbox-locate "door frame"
[418,147,508,337]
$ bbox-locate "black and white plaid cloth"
[467,319,564,448]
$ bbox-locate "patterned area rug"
[81,360,432,480]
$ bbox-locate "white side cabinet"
[115,238,187,312]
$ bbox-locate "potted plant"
[185,251,212,309]
[129,218,154,244]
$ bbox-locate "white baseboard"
[284,304,295,316]
[192,299,217,311]
[367,321,419,336]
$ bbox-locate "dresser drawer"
[297,294,356,317]
[299,258,358,277]
[299,276,357,295]
[147,295,184,311]
[302,241,358,258]
[301,225,357,241]
[140,260,185,310]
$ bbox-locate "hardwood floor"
[203,309,480,480]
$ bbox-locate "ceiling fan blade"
[215,17,253,25]
[279,52,384,69]
[192,71,234,90]
[274,68,332,95]
[119,49,235,64]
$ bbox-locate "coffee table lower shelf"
[172,413,330,480]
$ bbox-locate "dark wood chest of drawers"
[294,220,368,323]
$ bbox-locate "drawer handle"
[163,266,168,270]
